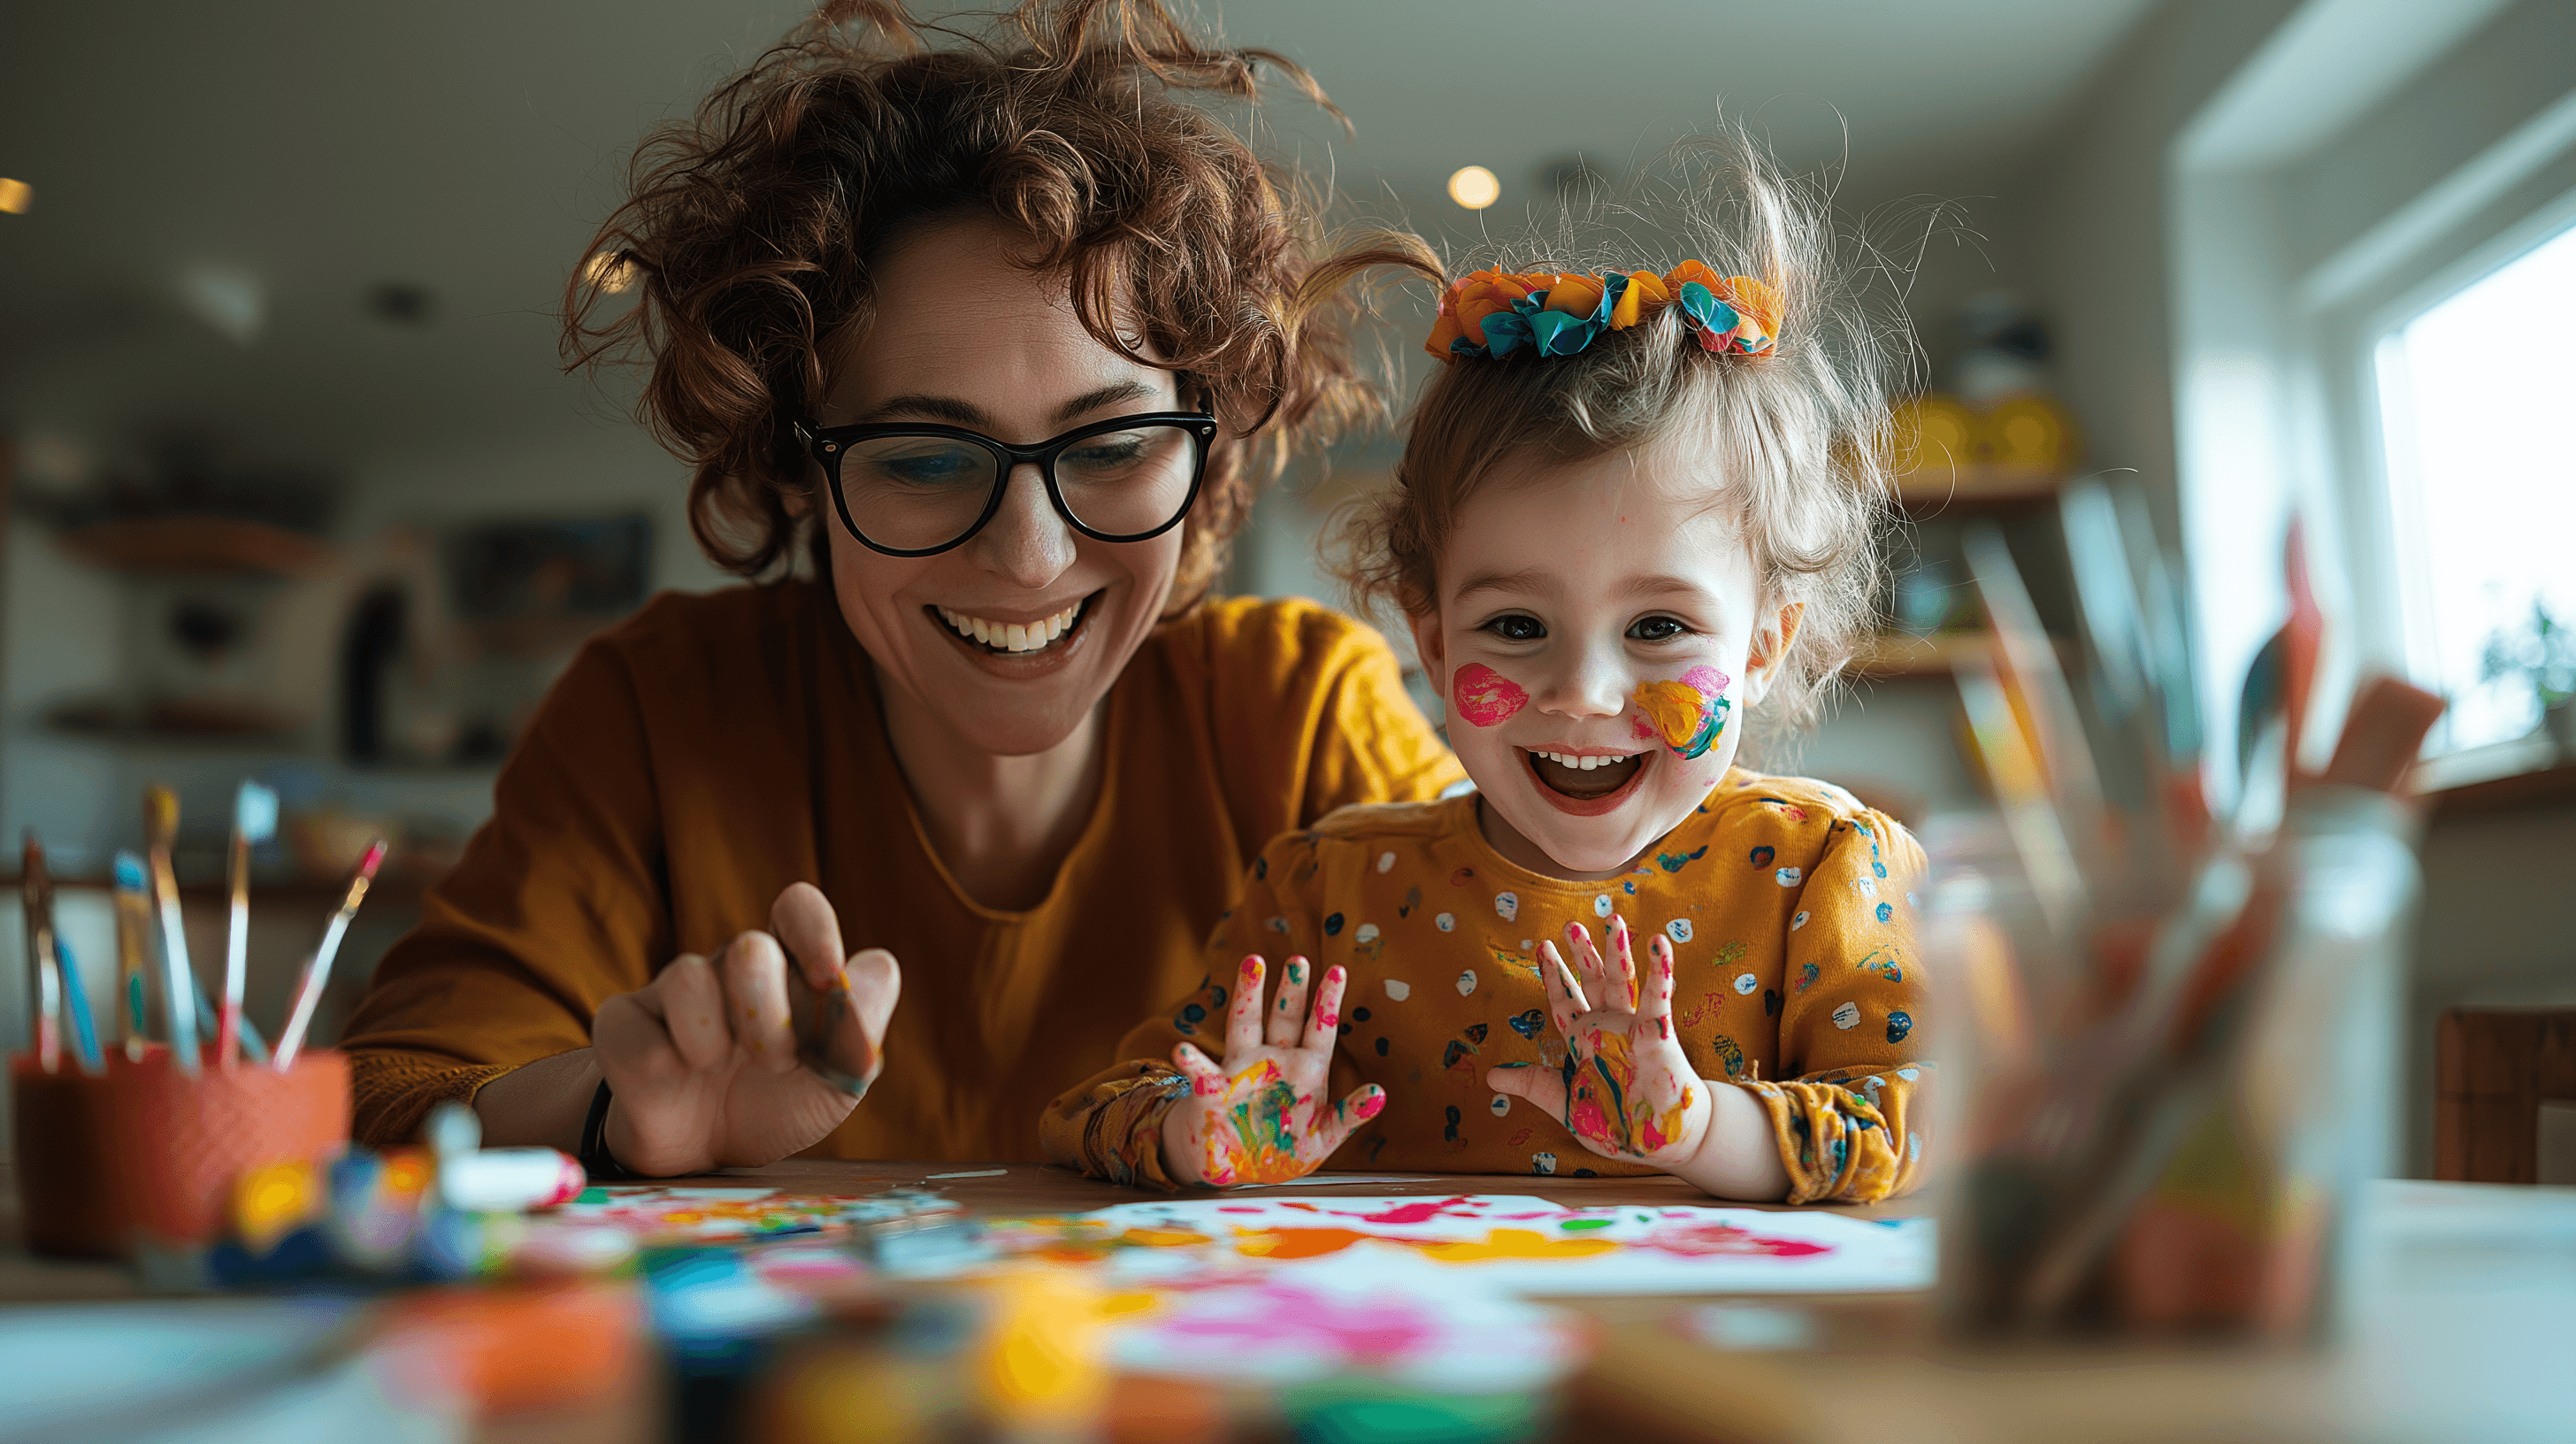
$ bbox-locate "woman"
[338,0,1460,1178]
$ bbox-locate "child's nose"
[1534,645,1629,721]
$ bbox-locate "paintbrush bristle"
[234,781,280,844]
[113,851,147,892]
[357,838,388,879]
[145,787,179,841]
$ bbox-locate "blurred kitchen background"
[2,0,2570,1173]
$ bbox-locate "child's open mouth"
[1525,749,1648,815]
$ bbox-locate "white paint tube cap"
[438,1148,587,1214]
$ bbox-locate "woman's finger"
[1305,1083,1387,1156]
[769,882,847,993]
[1298,963,1345,1053]
[1224,955,1266,1062]
[716,929,799,1074]
[1639,932,1678,1042]
[1607,914,1639,1012]
[1172,1041,1227,1095]
[648,953,732,1072]
[593,990,680,1088]
[837,948,901,1069]
[1539,940,1588,1036]
[1486,1062,1570,1125]
[1267,955,1314,1048]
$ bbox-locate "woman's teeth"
[939,599,1085,653]
[1534,750,1637,772]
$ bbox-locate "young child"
[1041,153,1928,1203]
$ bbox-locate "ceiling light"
[583,251,634,294]
[0,179,30,214]
[1447,165,1499,211]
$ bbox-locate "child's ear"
[1407,607,1447,682]
[1741,602,1804,704]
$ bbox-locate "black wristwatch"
[579,1079,638,1181]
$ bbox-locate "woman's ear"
[1741,602,1804,705]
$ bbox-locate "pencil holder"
[103,1048,351,1253]
[11,1053,125,1257]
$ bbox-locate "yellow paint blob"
[1415,1228,1622,1264]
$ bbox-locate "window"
[2373,217,2576,757]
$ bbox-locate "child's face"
[1411,439,1794,878]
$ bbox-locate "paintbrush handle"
[56,936,102,1074]
[153,864,201,1074]
[272,913,351,1071]
[30,924,61,1073]
[218,834,250,1070]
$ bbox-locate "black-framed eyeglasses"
[794,411,1218,558]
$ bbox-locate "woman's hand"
[592,882,901,1177]
[1160,954,1385,1187]
[1487,916,1709,1169]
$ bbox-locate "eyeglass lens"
[837,423,1199,552]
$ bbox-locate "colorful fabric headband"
[1425,262,1782,362]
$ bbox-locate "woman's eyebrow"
[858,380,1162,430]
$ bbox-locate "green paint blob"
[1559,1217,1613,1232]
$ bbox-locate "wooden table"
[5,1163,2570,1443]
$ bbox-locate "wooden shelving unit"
[58,517,335,576]
[1890,464,2066,511]
[1851,630,2078,679]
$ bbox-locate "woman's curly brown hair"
[563,0,1372,611]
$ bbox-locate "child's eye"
[1484,614,1546,641]
[1628,615,1690,641]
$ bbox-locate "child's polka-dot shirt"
[1040,769,1930,1202]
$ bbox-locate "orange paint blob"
[1230,1226,1374,1259]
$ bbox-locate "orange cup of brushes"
[10,1053,126,1257]
[100,1046,350,1253]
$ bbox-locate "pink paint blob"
[1357,1196,1479,1225]
[1451,664,1529,728]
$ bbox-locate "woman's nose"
[966,463,1078,589]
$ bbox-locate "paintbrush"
[2321,675,2447,794]
[20,832,65,1073]
[273,838,387,1071]
[218,782,279,1070]
[192,967,270,1065]
[144,787,201,1074]
[112,851,155,1061]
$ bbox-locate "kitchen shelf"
[58,518,335,576]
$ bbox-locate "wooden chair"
[2434,1010,2576,1183]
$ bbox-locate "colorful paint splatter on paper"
[556,1185,959,1243]
[975,1194,1930,1295]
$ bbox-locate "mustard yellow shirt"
[341,584,1463,1159]
[1043,770,1930,1202]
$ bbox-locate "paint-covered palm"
[1162,954,1387,1187]
[1490,916,1711,1167]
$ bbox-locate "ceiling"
[0,0,2158,489]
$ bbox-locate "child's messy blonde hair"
[1313,131,1906,745]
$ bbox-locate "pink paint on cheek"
[1451,664,1529,727]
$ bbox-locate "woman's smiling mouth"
[931,593,1095,656]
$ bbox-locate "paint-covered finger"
[1171,1041,1228,1096]
[1486,1063,1569,1125]
[1608,914,1639,1011]
[1565,919,1610,1002]
[1539,940,1588,1035]
[814,947,898,1090]
[1224,955,1267,1060]
[1300,964,1346,1053]
[652,952,732,1072]
[1638,933,1678,1042]
[1306,1083,1387,1158]
[767,882,847,993]
[1267,955,1314,1048]
[715,929,799,1075]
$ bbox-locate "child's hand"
[1487,916,1711,1168]
[1161,954,1386,1187]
